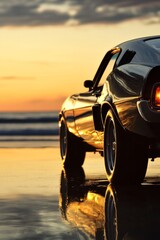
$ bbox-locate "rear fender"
[142,65,160,100]
[101,102,125,130]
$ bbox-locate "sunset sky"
[0,0,160,112]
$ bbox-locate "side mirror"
[84,80,93,89]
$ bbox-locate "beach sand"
[1,147,160,239]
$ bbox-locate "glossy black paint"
[60,35,160,156]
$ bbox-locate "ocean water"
[0,111,59,148]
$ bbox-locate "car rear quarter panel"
[107,63,155,138]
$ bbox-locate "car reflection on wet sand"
[59,167,160,240]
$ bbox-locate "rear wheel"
[104,110,148,184]
[60,117,85,168]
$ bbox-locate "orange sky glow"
[0,1,160,112]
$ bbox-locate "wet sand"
[1,147,160,239]
[0,148,106,240]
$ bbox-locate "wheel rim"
[60,121,67,159]
[105,117,116,176]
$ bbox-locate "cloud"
[0,1,69,26]
[0,0,159,26]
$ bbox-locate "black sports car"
[59,35,160,184]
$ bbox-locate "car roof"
[114,35,160,67]
[117,35,160,49]
[92,36,160,88]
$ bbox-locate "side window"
[98,52,119,87]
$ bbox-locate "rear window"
[145,38,160,50]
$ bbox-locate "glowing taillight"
[152,84,160,107]
[155,86,160,106]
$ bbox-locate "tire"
[104,110,148,184]
[60,117,85,168]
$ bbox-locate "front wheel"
[104,110,148,184]
[60,117,85,168]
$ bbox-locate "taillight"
[152,84,160,107]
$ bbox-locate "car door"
[74,48,121,143]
